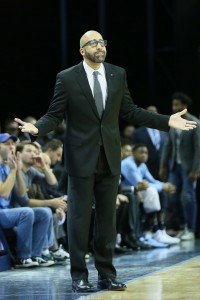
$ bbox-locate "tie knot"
[93,71,99,78]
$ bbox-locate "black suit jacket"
[35,62,170,176]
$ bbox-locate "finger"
[185,120,197,125]
[184,125,197,130]
[14,118,25,125]
[186,121,197,128]
[179,108,187,116]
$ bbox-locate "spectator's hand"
[168,109,197,130]
[137,180,149,191]
[56,208,65,220]
[116,194,129,209]
[117,194,129,203]
[14,118,39,136]
[15,151,23,171]
[32,154,46,169]
[7,152,17,170]
[50,197,67,211]
[163,182,176,194]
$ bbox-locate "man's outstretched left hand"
[169,108,197,130]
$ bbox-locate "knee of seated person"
[20,207,34,221]
[41,207,53,219]
[144,187,159,199]
[143,187,160,202]
[33,207,53,221]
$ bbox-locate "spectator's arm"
[14,169,26,197]
[0,169,16,198]
[14,151,26,196]
[29,196,67,211]
[41,164,58,185]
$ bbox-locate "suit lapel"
[103,63,115,118]
[75,62,100,119]
[75,62,116,120]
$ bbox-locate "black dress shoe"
[97,277,127,291]
[72,279,95,293]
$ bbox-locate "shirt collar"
[83,61,105,77]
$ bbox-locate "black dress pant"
[67,147,120,280]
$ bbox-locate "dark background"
[1,0,200,132]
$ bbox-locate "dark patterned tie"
[93,71,104,118]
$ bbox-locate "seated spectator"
[131,105,167,179]
[42,139,69,249]
[30,151,69,263]
[115,145,152,250]
[115,177,153,251]
[0,133,54,268]
[43,139,68,195]
[16,140,69,263]
[121,143,180,246]
[121,144,133,160]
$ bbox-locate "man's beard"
[27,159,35,167]
[85,50,106,63]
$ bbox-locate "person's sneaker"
[51,244,70,262]
[32,256,55,267]
[161,229,180,244]
[153,229,180,245]
[15,258,39,268]
[176,230,185,239]
[140,236,169,248]
[181,230,195,241]
[135,239,152,250]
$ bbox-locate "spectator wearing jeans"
[0,133,54,268]
[16,140,65,263]
[28,151,70,263]
[159,92,200,240]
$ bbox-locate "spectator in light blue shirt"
[121,143,180,245]
[0,133,54,268]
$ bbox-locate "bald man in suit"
[15,31,196,293]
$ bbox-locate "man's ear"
[80,48,84,56]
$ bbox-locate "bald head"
[80,30,103,48]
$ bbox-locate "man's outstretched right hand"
[14,118,39,136]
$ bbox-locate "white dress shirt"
[83,61,107,109]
